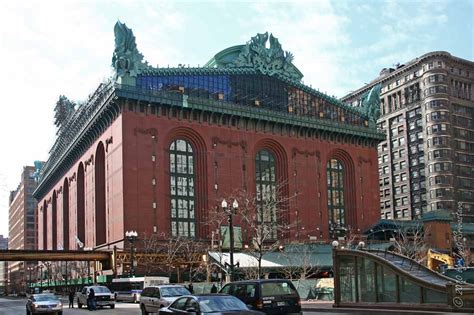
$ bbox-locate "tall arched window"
[52,191,57,250]
[327,159,346,233]
[95,142,106,246]
[42,201,47,250]
[77,163,85,247]
[255,149,277,238]
[169,139,196,237]
[63,178,69,250]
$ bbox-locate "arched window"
[42,201,47,250]
[52,191,57,250]
[255,149,277,238]
[63,178,69,250]
[327,159,346,234]
[77,163,85,248]
[95,142,106,246]
[169,139,196,237]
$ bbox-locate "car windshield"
[34,294,59,302]
[199,296,248,312]
[160,286,190,297]
[261,282,298,297]
[90,287,111,294]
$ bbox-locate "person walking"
[87,288,96,311]
[210,283,218,293]
[68,289,75,308]
[188,283,194,294]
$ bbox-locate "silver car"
[26,293,63,315]
[140,285,190,315]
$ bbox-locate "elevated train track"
[0,249,111,262]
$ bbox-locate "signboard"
[220,226,243,249]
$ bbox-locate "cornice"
[341,51,474,101]
[33,83,120,200]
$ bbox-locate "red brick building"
[34,23,383,254]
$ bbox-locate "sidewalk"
[301,301,473,314]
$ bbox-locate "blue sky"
[0,0,472,236]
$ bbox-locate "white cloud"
[0,0,187,236]
[0,0,462,236]
[238,1,351,96]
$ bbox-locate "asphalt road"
[0,297,387,315]
[0,297,142,315]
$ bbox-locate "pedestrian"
[87,288,96,311]
[68,289,75,308]
[188,283,194,294]
[210,283,218,293]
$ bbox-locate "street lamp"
[39,265,44,289]
[45,263,51,288]
[27,267,33,294]
[125,230,138,277]
[221,199,238,282]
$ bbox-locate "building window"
[327,159,346,230]
[401,185,408,193]
[256,149,278,239]
[169,139,196,237]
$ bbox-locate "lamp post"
[45,263,51,288]
[27,267,33,293]
[221,199,238,282]
[125,231,138,277]
[39,265,44,289]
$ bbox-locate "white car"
[77,285,115,309]
[139,285,190,315]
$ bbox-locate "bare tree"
[182,239,207,282]
[141,233,164,275]
[240,260,260,280]
[233,180,295,279]
[459,245,472,266]
[338,226,361,249]
[392,223,429,264]
[157,232,189,279]
[280,245,320,280]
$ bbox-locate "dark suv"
[220,279,301,314]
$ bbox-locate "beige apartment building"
[342,52,474,222]
[8,166,38,294]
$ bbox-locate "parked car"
[158,294,264,314]
[140,284,190,315]
[26,293,63,315]
[220,279,302,314]
[76,285,115,309]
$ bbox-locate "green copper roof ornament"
[360,83,382,123]
[112,21,148,77]
[33,160,44,183]
[229,32,301,81]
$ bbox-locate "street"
[0,297,351,315]
[0,297,142,315]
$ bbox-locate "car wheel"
[140,304,149,315]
